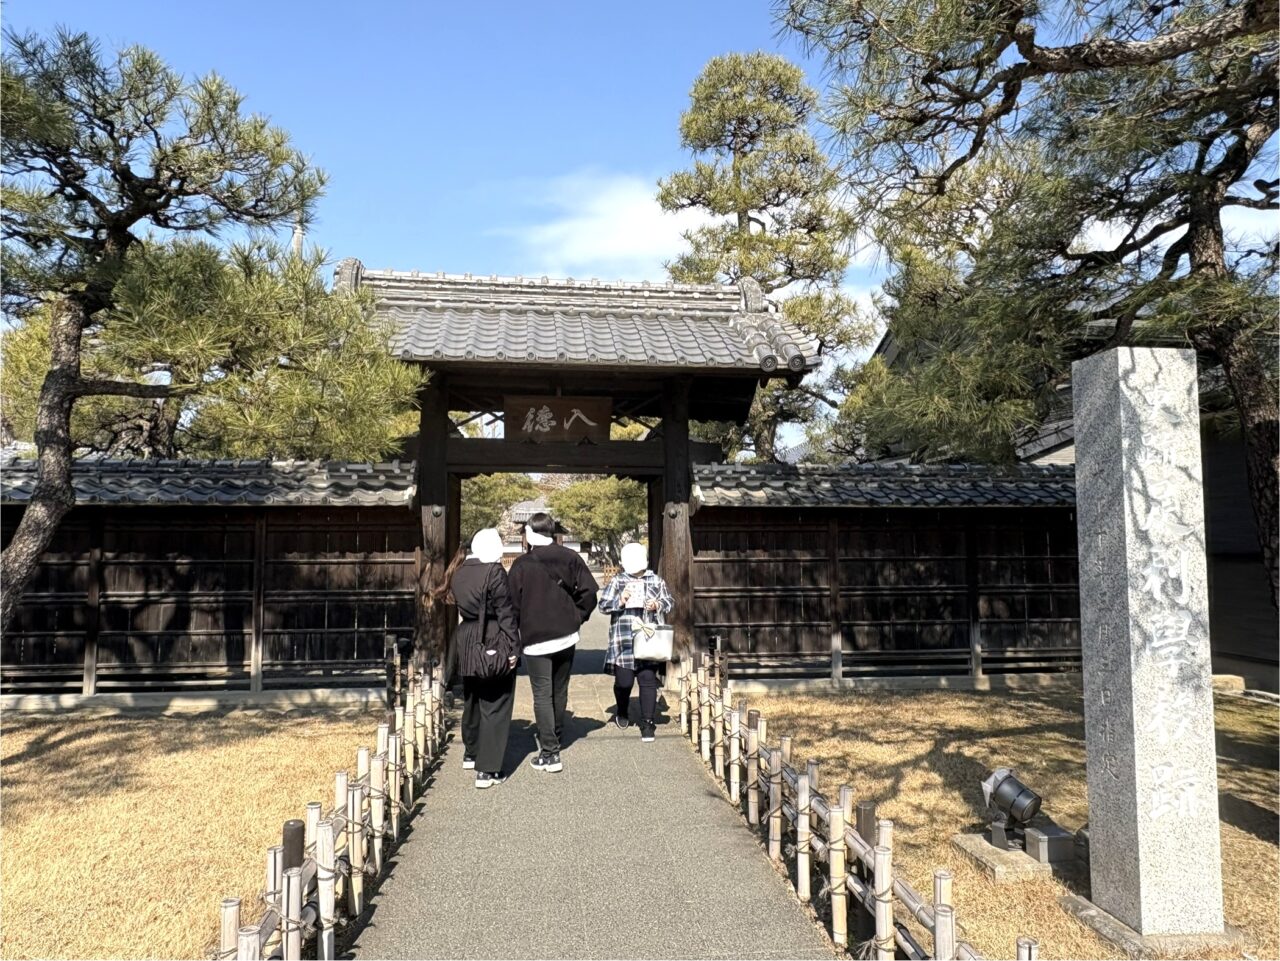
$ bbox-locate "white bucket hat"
[470,528,504,564]
[621,542,648,575]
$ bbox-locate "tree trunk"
[1196,321,1279,608]
[1185,202,1279,608]
[0,300,86,633]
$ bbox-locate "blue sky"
[7,0,886,305]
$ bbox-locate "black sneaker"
[529,751,563,773]
[613,713,631,730]
[475,771,505,789]
[462,754,476,770]
[640,720,656,743]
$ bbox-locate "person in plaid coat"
[598,542,673,742]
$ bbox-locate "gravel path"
[347,616,835,960]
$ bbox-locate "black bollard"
[282,819,305,871]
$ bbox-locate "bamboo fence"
[677,654,1041,961]
[213,640,446,961]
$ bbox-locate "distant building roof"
[0,455,415,508]
[335,262,820,375]
[508,496,548,524]
[692,462,1075,509]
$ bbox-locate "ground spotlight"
[982,768,1042,851]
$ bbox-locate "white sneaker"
[462,754,476,770]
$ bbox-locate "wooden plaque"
[504,396,612,443]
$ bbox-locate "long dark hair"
[431,545,469,608]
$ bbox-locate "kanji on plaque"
[503,396,612,443]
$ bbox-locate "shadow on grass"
[0,708,380,820]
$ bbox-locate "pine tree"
[657,52,869,461]
[1,30,324,629]
[1,240,422,459]
[784,0,1279,601]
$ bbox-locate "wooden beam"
[445,437,665,474]
[828,515,842,684]
[647,478,664,567]
[965,515,983,678]
[418,376,450,672]
[661,377,694,661]
[82,511,104,696]
[251,511,266,693]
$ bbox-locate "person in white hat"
[434,528,520,788]
[598,542,673,742]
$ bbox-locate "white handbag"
[632,622,675,662]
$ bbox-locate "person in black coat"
[506,512,598,773]
[442,528,520,788]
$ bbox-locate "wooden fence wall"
[0,506,419,695]
[691,506,1081,680]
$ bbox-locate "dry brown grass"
[756,688,1279,961]
[1,709,379,960]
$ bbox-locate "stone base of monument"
[951,833,1054,883]
[1059,894,1245,959]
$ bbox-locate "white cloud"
[491,170,714,282]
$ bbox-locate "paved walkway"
[348,616,835,960]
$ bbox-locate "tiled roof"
[692,462,1075,509]
[508,496,548,523]
[0,455,415,508]
[336,261,820,375]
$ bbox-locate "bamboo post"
[219,898,241,959]
[1017,937,1040,960]
[780,734,793,766]
[712,690,725,779]
[767,743,783,861]
[678,662,689,735]
[317,818,336,961]
[746,710,761,825]
[853,799,878,941]
[421,675,435,760]
[371,752,386,873]
[728,706,742,805]
[357,746,371,850]
[265,845,283,911]
[877,817,894,850]
[934,904,957,961]
[873,844,893,961]
[334,770,349,819]
[282,866,303,961]
[236,925,260,961]
[415,698,427,775]
[699,674,712,763]
[347,783,364,914]
[305,802,321,853]
[934,868,953,912]
[829,794,848,948]
[807,758,820,795]
[388,732,402,836]
[399,704,415,795]
[840,785,854,830]
[796,772,812,903]
[357,746,370,788]
[435,662,447,738]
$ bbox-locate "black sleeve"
[487,564,521,645]
[572,555,599,624]
[506,558,525,618]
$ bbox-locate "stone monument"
[1072,347,1224,937]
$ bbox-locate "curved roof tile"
[340,261,820,375]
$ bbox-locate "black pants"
[614,664,659,723]
[461,672,516,773]
[524,645,575,754]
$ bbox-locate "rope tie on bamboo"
[277,911,317,938]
